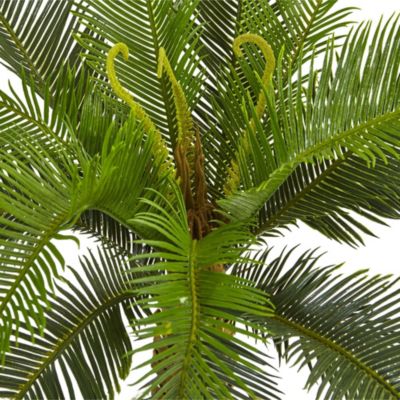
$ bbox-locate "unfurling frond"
[224,33,276,195]
[157,46,210,226]
[107,43,155,132]
[157,47,195,147]
[232,33,276,118]
[106,43,171,168]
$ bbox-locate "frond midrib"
[298,108,400,166]
[257,154,348,234]
[0,101,70,148]
[273,314,400,399]
[16,292,132,399]
[256,108,400,199]
[0,202,134,339]
[178,239,199,398]
[0,212,67,317]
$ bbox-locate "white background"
[0,1,399,399]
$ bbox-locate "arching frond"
[235,248,400,399]
[0,127,79,359]
[0,104,172,357]
[219,17,400,234]
[127,188,280,400]
[0,65,92,146]
[0,245,138,400]
[258,152,400,246]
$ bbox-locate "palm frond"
[127,188,280,400]
[219,16,400,235]
[258,153,400,245]
[0,65,92,145]
[0,0,84,96]
[0,245,138,400]
[0,96,172,357]
[235,247,400,400]
[0,126,79,358]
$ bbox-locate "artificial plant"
[0,0,400,399]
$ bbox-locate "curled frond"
[224,34,276,195]
[232,33,275,118]
[157,47,195,147]
[107,43,155,132]
[107,43,171,167]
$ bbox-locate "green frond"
[258,153,400,246]
[0,126,79,359]
[157,47,195,148]
[235,248,400,399]
[0,64,91,147]
[0,101,173,356]
[106,42,172,172]
[0,0,84,96]
[127,188,279,400]
[0,245,138,400]
[232,33,275,118]
[107,42,157,134]
[220,16,400,228]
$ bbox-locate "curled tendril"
[224,34,276,196]
[107,43,156,133]
[106,43,170,167]
[233,33,276,118]
[157,47,194,146]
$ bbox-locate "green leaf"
[258,153,400,246]
[0,84,171,357]
[0,126,79,358]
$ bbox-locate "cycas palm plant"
[1,0,400,398]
